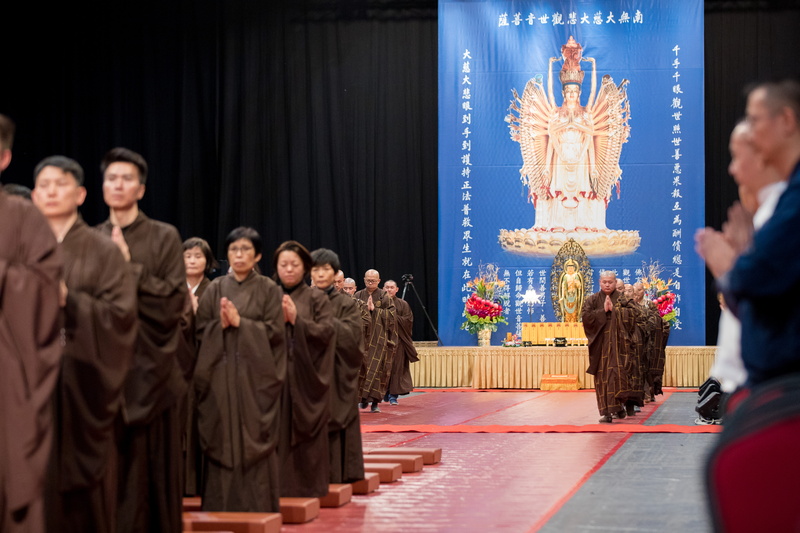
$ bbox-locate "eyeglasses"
[229,246,254,255]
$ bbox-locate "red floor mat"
[361,423,721,433]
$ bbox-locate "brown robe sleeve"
[99,214,190,424]
[0,193,63,512]
[351,294,372,342]
[57,222,138,489]
[329,292,365,430]
[381,292,398,354]
[615,295,639,379]
[581,292,608,376]
[394,297,419,363]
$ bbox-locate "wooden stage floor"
[287,389,717,532]
[410,345,715,389]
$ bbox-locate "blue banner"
[438,0,704,345]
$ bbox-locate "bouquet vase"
[477,328,492,347]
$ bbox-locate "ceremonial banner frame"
[438,0,705,346]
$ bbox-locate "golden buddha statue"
[558,258,584,322]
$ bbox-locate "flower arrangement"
[639,260,680,328]
[503,334,522,347]
[461,263,508,335]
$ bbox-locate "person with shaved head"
[382,280,419,406]
[341,278,356,295]
[581,271,642,422]
[32,156,137,532]
[354,269,397,413]
[334,270,345,292]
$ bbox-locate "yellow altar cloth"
[410,344,714,389]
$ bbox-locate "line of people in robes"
[582,272,670,423]
[0,112,418,531]
[183,246,419,510]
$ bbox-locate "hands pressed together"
[694,200,754,280]
[220,297,241,329]
[282,294,297,325]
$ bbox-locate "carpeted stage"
[289,389,716,532]
[409,344,715,389]
[196,348,718,531]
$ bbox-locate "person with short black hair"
[273,240,335,498]
[96,147,191,533]
[0,113,16,175]
[194,227,285,511]
[32,155,137,533]
[181,236,218,496]
[2,183,31,199]
[0,114,63,533]
[183,237,218,313]
[311,248,366,484]
[697,80,800,385]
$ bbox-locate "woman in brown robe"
[184,237,217,312]
[273,241,335,497]
[194,227,286,511]
[310,248,365,484]
[182,236,217,496]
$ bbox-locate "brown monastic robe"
[45,218,137,533]
[626,301,647,407]
[185,275,210,496]
[194,272,286,512]
[0,191,62,533]
[97,211,191,533]
[278,283,335,498]
[582,289,640,417]
[324,286,366,483]
[387,296,419,396]
[354,288,397,403]
[636,299,662,398]
[649,313,671,397]
[355,298,372,342]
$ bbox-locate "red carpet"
[361,423,721,434]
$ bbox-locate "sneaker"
[358,402,367,409]
[695,416,721,425]
[633,405,641,412]
[617,409,627,419]
[389,399,398,406]
[371,406,382,413]
[599,415,613,423]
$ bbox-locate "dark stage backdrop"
[1,0,798,343]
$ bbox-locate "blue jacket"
[721,161,800,385]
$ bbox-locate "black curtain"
[1,1,798,343]
[703,2,800,344]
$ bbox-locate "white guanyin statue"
[502,36,640,257]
